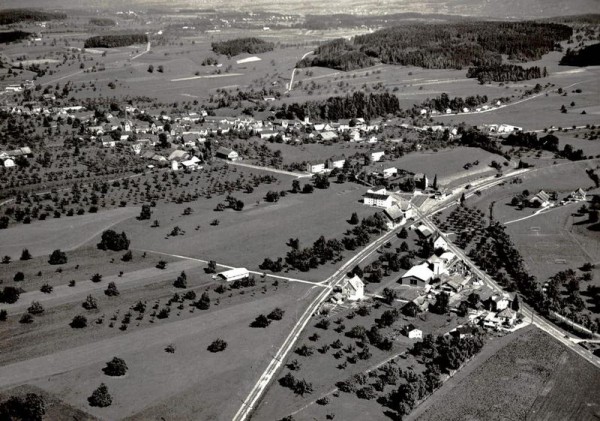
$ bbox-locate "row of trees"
[502,132,585,160]
[421,93,488,113]
[560,43,600,67]
[466,65,546,83]
[275,92,401,121]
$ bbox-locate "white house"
[306,162,325,174]
[363,188,394,208]
[571,188,586,202]
[433,235,449,251]
[217,268,250,282]
[3,158,15,168]
[215,147,239,161]
[371,151,385,162]
[342,275,364,301]
[328,158,346,169]
[383,167,398,178]
[406,326,423,339]
[401,263,434,286]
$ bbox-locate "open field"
[0,207,139,259]
[414,327,600,421]
[116,181,376,282]
[506,203,600,281]
[0,281,317,420]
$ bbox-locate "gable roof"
[402,263,434,282]
[346,275,364,292]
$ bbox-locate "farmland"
[414,327,600,421]
[1,5,600,421]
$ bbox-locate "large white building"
[217,267,250,282]
[363,188,394,208]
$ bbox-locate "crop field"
[414,327,600,421]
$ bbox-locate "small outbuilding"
[217,267,250,282]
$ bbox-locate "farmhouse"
[486,294,511,312]
[341,275,365,301]
[416,224,434,239]
[215,147,239,161]
[414,173,429,190]
[217,268,250,282]
[405,325,423,339]
[570,188,586,202]
[496,308,517,326]
[382,205,407,229]
[3,158,15,168]
[363,188,394,208]
[529,190,550,207]
[433,234,449,251]
[383,167,398,178]
[306,162,326,174]
[319,131,338,142]
[400,263,434,286]
[327,157,346,169]
[371,151,385,162]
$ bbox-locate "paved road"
[232,214,429,421]
[416,209,600,370]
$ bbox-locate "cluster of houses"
[480,123,523,134]
[420,100,503,116]
[518,188,587,208]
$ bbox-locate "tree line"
[211,37,274,56]
[466,64,546,83]
[296,39,375,71]
[84,34,148,49]
[275,92,401,121]
[421,93,488,112]
[502,132,585,160]
[559,43,600,67]
[0,9,66,25]
[299,21,571,71]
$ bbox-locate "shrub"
[250,314,271,328]
[20,248,32,260]
[0,286,21,304]
[88,383,112,407]
[48,249,67,265]
[19,314,34,324]
[27,301,44,315]
[0,310,7,321]
[13,272,24,282]
[97,230,130,251]
[0,393,46,421]
[165,344,176,353]
[121,250,133,262]
[81,294,98,310]
[315,318,330,330]
[104,282,119,297]
[91,273,103,283]
[207,338,228,352]
[40,284,53,294]
[70,315,88,328]
[268,307,285,320]
[103,357,128,376]
[195,292,210,310]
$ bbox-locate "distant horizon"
[1,0,599,19]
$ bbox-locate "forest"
[0,9,66,25]
[297,39,374,71]
[211,37,274,56]
[89,18,116,27]
[466,64,546,83]
[275,92,401,121]
[0,31,30,44]
[84,34,148,48]
[559,43,600,67]
[299,22,571,71]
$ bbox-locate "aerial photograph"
[0,0,599,419]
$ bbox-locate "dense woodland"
[211,37,274,56]
[276,92,401,121]
[297,39,375,71]
[559,43,600,66]
[299,13,467,30]
[89,18,116,27]
[0,9,66,25]
[0,30,30,44]
[466,64,546,83]
[84,34,148,49]
[300,22,572,71]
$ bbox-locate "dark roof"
[364,192,389,200]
